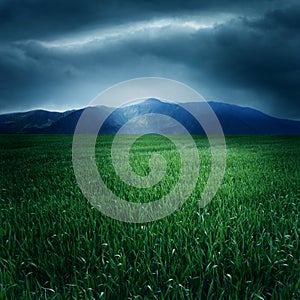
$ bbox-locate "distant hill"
[0,109,73,134]
[0,99,300,134]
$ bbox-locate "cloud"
[0,1,299,119]
[0,0,282,41]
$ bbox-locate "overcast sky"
[0,0,299,119]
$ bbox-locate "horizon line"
[0,99,299,122]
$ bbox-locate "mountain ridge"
[0,100,300,134]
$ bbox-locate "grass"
[0,134,299,299]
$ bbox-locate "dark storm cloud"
[248,4,300,31]
[0,0,299,119]
[0,0,281,41]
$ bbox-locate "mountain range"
[0,99,300,134]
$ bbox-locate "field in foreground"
[0,134,299,299]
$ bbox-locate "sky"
[0,0,299,119]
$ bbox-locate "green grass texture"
[0,134,299,299]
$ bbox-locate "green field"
[1,134,300,299]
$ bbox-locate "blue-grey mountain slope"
[0,99,299,134]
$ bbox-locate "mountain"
[189,102,300,134]
[0,99,299,134]
[0,109,73,134]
